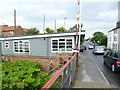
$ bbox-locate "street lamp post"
[64,17,67,29]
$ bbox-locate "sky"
[0,0,119,39]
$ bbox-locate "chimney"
[116,21,120,27]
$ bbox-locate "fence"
[41,52,77,90]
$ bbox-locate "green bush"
[0,61,2,90]
[2,60,50,90]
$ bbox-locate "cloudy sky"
[0,0,119,38]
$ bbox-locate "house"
[107,1,120,50]
[0,25,28,37]
[107,27,120,50]
[0,31,85,56]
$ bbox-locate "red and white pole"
[76,0,80,50]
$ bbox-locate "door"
[104,51,111,65]
[109,51,118,66]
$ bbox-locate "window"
[113,36,117,41]
[110,51,118,58]
[113,43,118,50]
[51,38,73,52]
[14,40,30,53]
[9,31,14,34]
[66,39,72,51]
[109,37,111,42]
[114,30,117,34]
[106,51,111,56]
[5,42,9,48]
[59,39,65,51]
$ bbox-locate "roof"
[0,25,20,31]
[108,27,120,32]
[0,31,85,41]
[23,28,28,32]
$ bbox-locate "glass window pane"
[66,39,72,51]
[14,40,30,53]
[52,40,58,52]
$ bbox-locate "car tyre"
[103,60,106,64]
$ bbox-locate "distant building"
[0,25,28,37]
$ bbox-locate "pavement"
[72,54,111,88]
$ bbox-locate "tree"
[26,27,39,35]
[101,35,107,46]
[91,32,107,46]
[68,24,83,32]
[45,27,54,33]
[56,27,67,33]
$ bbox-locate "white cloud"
[98,10,118,21]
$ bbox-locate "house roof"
[23,28,28,32]
[108,27,120,32]
[0,31,86,41]
[0,25,21,31]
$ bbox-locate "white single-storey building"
[0,32,85,56]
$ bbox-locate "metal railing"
[41,52,77,90]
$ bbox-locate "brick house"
[0,25,28,37]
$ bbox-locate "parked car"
[100,45,107,50]
[88,44,94,49]
[92,46,105,54]
[80,45,86,52]
[103,50,120,72]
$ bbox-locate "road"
[73,43,120,88]
[86,49,120,88]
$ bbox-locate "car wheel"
[112,64,116,72]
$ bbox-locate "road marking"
[95,62,110,86]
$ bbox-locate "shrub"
[2,60,50,89]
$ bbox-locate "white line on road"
[95,62,110,86]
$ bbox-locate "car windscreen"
[95,46,104,49]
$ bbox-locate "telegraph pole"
[54,19,56,32]
[14,9,16,31]
[43,14,45,33]
[64,17,67,29]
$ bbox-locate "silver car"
[88,44,94,49]
[92,46,105,54]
